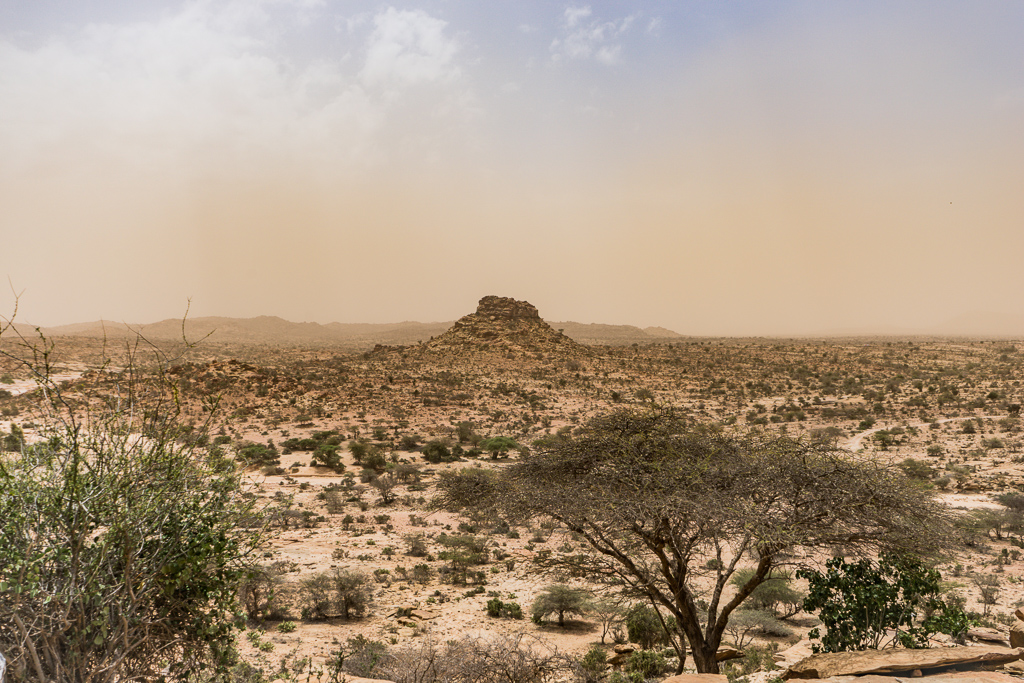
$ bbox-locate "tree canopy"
[436,408,955,673]
[531,584,591,627]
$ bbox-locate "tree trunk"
[692,643,720,674]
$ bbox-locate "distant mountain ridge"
[33,313,682,349]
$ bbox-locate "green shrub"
[485,598,524,619]
[799,552,973,652]
[0,340,266,681]
[625,603,670,650]
[422,439,453,463]
[626,649,667,679]
[237,441,280,467]
[579,645,607,683]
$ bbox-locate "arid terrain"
[5,295,1024,679]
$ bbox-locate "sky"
[1,0,1023,336]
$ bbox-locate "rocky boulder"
[1010,623,1024,649]
[661,674,728,683]
[818,674,1020,683]
[783,646,1024,679]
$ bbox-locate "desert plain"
[5,295,1024,680]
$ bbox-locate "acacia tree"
[436,408,953,674]
[531,584,591,627]
[480,436,517,459]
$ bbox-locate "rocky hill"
[414,296,591,357]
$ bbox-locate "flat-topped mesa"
[420,295,590,357]
[475,295,540,321]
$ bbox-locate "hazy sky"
[2,1,1023,335]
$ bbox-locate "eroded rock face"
[475,296,540,320]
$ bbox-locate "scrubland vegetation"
[5,313,1024,682]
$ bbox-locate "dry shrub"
[369,632,570,683]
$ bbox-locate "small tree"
[973,574,1000,616]
[456,421,476,443]
[300,572,335,621]
[437,535,488,584]
[312,443,343,470]
[591,598,625,644]
[531,584,591,627]
[372,471,400,504]
[729,568,804,618]
[723,609,786,648]
[349,440,369,463]
[481,436,518,459]
[333,569,372,619]
[240,564,286,621]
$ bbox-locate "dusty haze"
[2,1,1023,336]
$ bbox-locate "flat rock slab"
[821,673,1020,683]
[968,628,1008,644]
[662,674,728,683]
[784,647,1024,679]
[717,647,744,662]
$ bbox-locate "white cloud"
[564,6,592,29]
[552,5,636,65]
[360,8,460,88]
[0,3,472,177]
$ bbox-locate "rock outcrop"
[784,646,1024,680]
[1011,623,1024,649]
[661,675,728,683]
[418,296,590,357]
[817,674,1021,683]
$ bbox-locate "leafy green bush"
[299,569,371,621]
[625,603,671,650]
[578,645,607,683]
[0,336,267,681]
[626,649,667,679]
[486,598,524,619]
[799,552,972,652]
[422,439,453,463]
[237,441,280,467]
